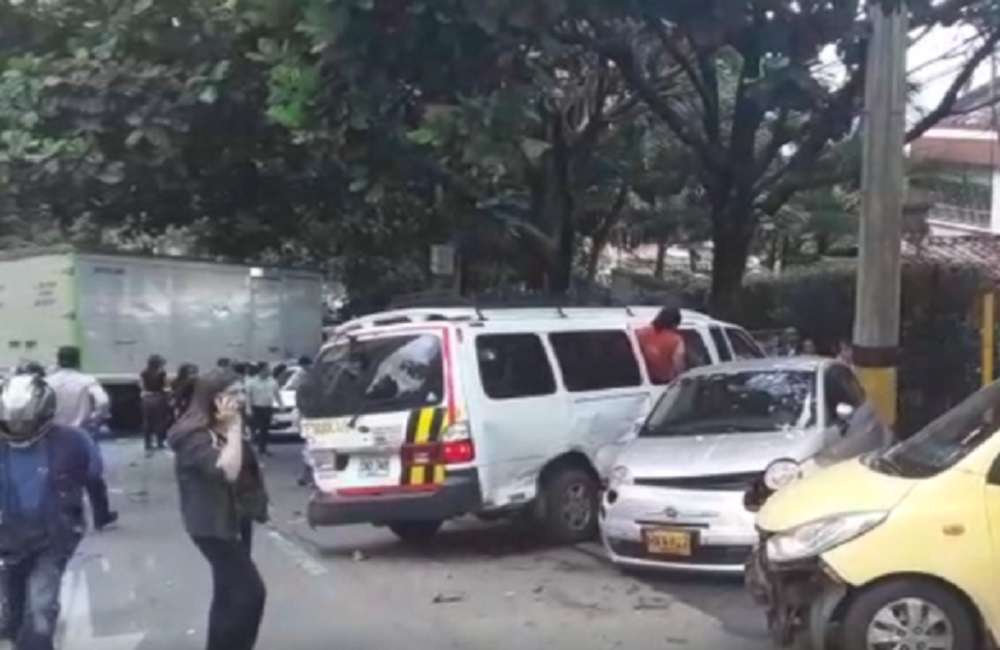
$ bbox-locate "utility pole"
[853,1,908,426]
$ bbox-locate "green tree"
[554,0,1000,315]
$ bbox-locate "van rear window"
[297,334,444,418]
[549,331,641,392]
[476,334,555,400]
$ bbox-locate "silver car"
[600,357,873,574]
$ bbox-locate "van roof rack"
[332,306,712,335]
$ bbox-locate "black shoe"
[96,511,119,531]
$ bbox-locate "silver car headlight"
[766,511,888,563]
[763,458,801,491]
[608,465,633,489]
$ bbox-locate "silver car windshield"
[642,370,817,437]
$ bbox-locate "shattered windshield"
[642,370,817,437]
[297,334,444,418]
[870,382,1000,479]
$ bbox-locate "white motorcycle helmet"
[0,374,56,444]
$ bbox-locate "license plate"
[358,457,391,479]
[644,528,694,557]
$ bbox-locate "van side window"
[726,328,764,360]
[549,330,641,392]
[476,334,556,399]
[680,330,710,370]
[709,327,732,362]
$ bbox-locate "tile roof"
[902,235,1000,282]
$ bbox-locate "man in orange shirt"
[637,307,687,384]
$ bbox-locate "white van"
[299,307,763,544]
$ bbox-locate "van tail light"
[440,420,475,464]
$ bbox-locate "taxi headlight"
[766,511,887,563]
[763,458,802,491]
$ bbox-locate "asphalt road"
[40,439,773,650]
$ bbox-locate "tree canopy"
[2,0,998,313]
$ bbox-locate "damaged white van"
[298,307,763,544]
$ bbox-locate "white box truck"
[0,248,324,430]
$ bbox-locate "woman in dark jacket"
[140,355,171,451]
[170,363,199,420]
[168,370,268,650]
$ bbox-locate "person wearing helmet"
[0,373,92,650]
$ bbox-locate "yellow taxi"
[747,382,1000,650]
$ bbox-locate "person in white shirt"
[45,346,119,530]
[246,363,281,456]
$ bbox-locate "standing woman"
[171,363,199,419]
[168,370,268,650]
[140,355,171,452]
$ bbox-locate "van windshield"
[869,382,1000,479]
[297,334,444,419]
[642,370,817,437]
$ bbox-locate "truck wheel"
[841,578,975,650]
[541,467,598,544]
[388,521,443,544]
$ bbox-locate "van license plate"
[644,529,693,557]
[359,457,391,479]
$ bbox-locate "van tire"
[540,467,598,544]
[841,578,976,650]
[388,521,443,544]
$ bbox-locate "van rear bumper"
[307,468,482,527]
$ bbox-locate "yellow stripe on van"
[408,407,436,485]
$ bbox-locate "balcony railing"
[927,203,992,230]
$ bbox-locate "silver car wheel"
[866,597,954,650]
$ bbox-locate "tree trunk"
[709,218,754,319]
[654,238,667,279]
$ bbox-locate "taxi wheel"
[389,521,443,544]
[841,579,976,650]
[541,467,599,544]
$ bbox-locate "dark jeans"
[191,535,266,650]
[85,476,113,527]
[250,407,272,455]
[142,393,171,450]
[0,544,76,650]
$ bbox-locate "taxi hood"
[757,456,919,534]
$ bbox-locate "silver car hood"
[617,429,824,479]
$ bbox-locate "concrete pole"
[853,2,908,426]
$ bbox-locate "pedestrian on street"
[636,306,687,384]
[246,363,281,457]
[46,346,119,531]
[837,340,855,366]
[0,373,92,650]
[779,327,801,357]
[168,369,268,650]
[801,338,818,355]
[171,363,200,420]
[140,355,171,452]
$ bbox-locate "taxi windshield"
[870,382,1000,479]
[297,334,444,419]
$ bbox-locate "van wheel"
[541,467,598,544]
[388,521,442,544]
[841,578,975,650]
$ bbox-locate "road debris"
[633,595,673,611]
[432,592,466,604]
